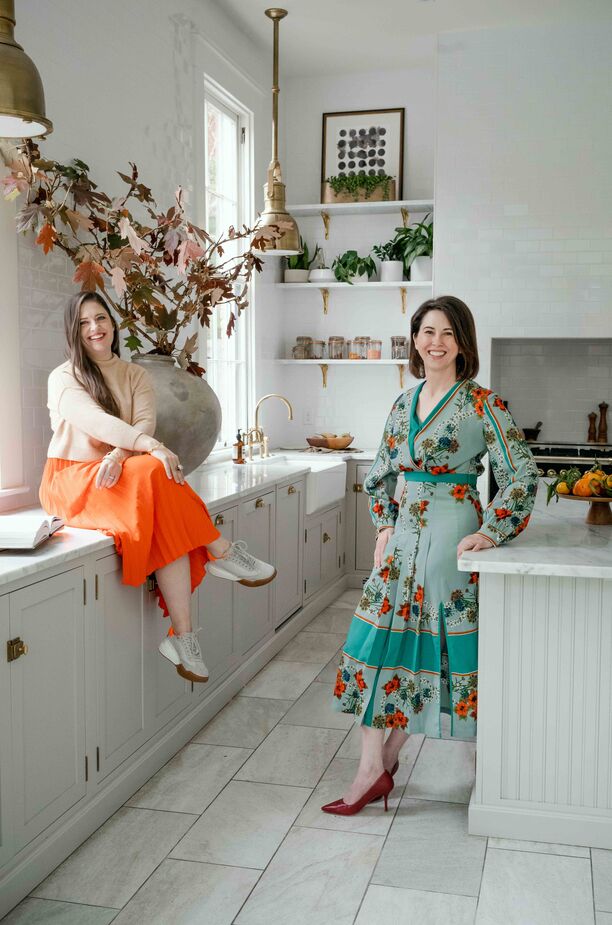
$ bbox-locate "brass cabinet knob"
[7,637,28,662]
[214,514,225,526]
[537,468,544,477]
[255,498,265,508]
[287,485,296,495]
[546,469,557,478]
[323,532,331,543]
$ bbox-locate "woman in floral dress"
[323,295,538,815]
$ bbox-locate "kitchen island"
[458,489,612,849]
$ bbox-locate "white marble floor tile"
[355,883,477,925]
[475,847,594,925]
[373,799,486,897]
[280,681,355,730]
[32,807,195,908]
[592,849,612,912]
[295,757,404,837]
[234,825,383,925]
[170,780,311,869]
[111,858,259,925]
[2,898,118,925]
[332,589,363,610]
[404,737,476,804]
[191,695,292,748]
[597,913,612,924]
[125,743,251,814]
[275,631,346,663]
[305,606,353,635]
[315,647,343,683]
[488,836,590,858]
[235,724,345,788]
[240,660,324,700]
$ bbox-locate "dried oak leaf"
[73,259,105,292]
[36,222,57,254]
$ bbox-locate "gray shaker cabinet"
[8,569,87,852]
[304,503,343,600]
[235,490,276,656]
[354,463,377,573]
[274,479,304,627]
[0,595,12,868]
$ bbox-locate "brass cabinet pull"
[214,514,225,526]
[7,637,28,662]
[323,532,331,543]
[288,485,296,495]
[255,498,265,509]
[353,483,363,493]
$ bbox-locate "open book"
[0,513,64,550]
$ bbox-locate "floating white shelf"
[277,280,432,314]
[278,358,411,389]
[286,199,433,217]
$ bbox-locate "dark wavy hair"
[64,291,121,416]
[409,295,479,380]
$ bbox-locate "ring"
[176,464,183,471]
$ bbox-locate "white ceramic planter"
[308,268,336,282]
[284,269,310,283]
[411,256,432,282]
[379,260,404,282]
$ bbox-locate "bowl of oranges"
[546,465,612,525]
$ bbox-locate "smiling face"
[79,299,115,361]
[412,309,459,378]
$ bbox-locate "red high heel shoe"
[321,770,394,815]
[324,760,399,811]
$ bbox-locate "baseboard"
[0,573,348,919]
[468,792,611,849]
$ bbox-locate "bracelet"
[147,440,165,454]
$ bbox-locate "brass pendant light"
[0,0,52,137]
[254,8,300,256]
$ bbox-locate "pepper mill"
[597,402,609,444]
[588,412,597,443]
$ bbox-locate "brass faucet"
[252,394,294,457]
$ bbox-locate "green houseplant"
[372,236,405,282]
[323,173,395,204]
[284,238,321,282]
[332,249,377,284]
[393,214,433,281]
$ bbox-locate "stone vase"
[132,354,222,475]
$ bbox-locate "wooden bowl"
[325,435,354,450]
[306,435,329,448]
[557,492,612,525]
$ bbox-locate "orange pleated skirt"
[40,455,221,620]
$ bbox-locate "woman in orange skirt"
[40,291,276,682]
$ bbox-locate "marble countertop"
[0,459,313,590]
[458,489,612,579]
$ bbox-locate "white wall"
[8,0,270,507]
[434,21,612,393]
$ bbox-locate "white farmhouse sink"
[247,452,347,514]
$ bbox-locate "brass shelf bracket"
[320,287,329,314]
[319,363,329,388]
[400,287,407,315]
[397,364,406,389]
[400,207,410,228]
[320,210,330,239]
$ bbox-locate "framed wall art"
[321,107,405,199]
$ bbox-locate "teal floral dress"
[332,379,538,739]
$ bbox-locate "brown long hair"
[409,295,479,380]
[64,291,121,416]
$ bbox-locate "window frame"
[200,78,255,458]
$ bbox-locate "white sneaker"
[207,540,277,587]
[158,630,209,683]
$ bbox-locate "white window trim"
[198,77,256,459]
[0,183,28,509]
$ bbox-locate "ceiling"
[212,0,611,76]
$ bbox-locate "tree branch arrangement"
[1,140,283,376]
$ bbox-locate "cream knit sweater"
[47,355,159,461]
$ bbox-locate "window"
[202,83,252,451]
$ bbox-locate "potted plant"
[393,214,433,281]
[322,173,395,204]
[284,238,321,282]
[372,237,404,282]
[332,249,377,284]
[308,248,335,283]
[1,140,282,472]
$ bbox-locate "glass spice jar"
[367,339,382,359]
[293,336,313,359]
[311,339,326,360]
[391,335,408,360]
[328,336,345,360]
[346,339,362,360]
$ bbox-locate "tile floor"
[4,588,609,924]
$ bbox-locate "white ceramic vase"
[284,269,310,283]
[308,268,336,282]
[379,260,404,282]
[411,256,432,282]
